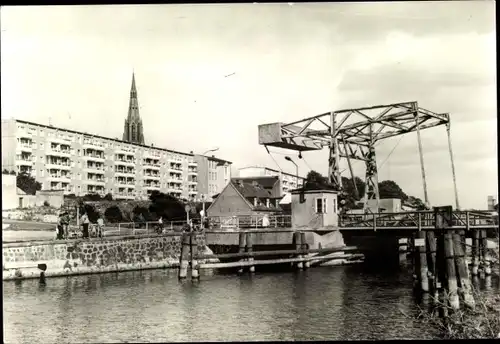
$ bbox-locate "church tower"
[123,72,145,144]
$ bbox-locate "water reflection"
[5,265,477,343]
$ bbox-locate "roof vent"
[212,155,215,158]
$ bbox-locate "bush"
[133,206,154,222]
[103,193,113,201]
[43,200,50,207]
[104,205,123,223]
[79,204,98,223]
[148,191,186,221]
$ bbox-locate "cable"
[378,135,405,171]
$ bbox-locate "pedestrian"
[62,212,70,239]
[56,213,64,240]
[81,212,90,239]
[96,214,104,238]
[158,216,164,234]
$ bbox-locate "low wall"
[3,233,207,281]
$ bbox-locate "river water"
[3,260,498,343]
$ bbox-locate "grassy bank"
[413,245,499,339]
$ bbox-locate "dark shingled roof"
[231,180,283,212]
[231,176,279,190]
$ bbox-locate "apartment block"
[1,119,200,201]
[194,154,232,201]
[238,166,305,197]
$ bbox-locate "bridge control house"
[290,189,339,229]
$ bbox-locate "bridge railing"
[207,215,292,230]
[339,210,497,229]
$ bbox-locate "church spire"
[123,72,145,144]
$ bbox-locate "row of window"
[17,124,194,162]
[315,197,338,214]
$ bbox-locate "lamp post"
[285,156,299,190]
[202,147,219,156]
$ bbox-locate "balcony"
[46,162,71,170]
[144,151,161,159]
[188,170,197,176]
[84,165,105,173]
[16,159,33,166]
[188,161,197,167]
[17,144,33,153]
[144,184,160,190]
[18,131,32,139]
[115,158,135,166]
[85,179,105,185]
[168,168,182,174]
[144,174,160,180]
[83,154,105,162]
[143,163,161,170]
[115,170,135,177]
[188,190,198,195]
[188,180,198,185]
[168,158,181,164]
[168,188,183,194]
[48,137,72,145]
[48,175,72,182]
[168,178,183,184]
[46,148,72,158]
[83,141,105,150]
[114,192,135,200]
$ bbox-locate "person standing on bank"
[96,214,104,238]
[81,212,90,239]
[56,213,64,240]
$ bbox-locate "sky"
[1,2,497,209]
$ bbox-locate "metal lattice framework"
[258,101,460,210]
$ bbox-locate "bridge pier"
[342,234,400,268]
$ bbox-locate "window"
[316,197,328,214]
[333,198,337,213]
[266,199,270,208]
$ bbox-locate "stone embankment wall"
[3,234,207,281]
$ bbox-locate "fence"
[339,210,498,229]
[207,215,292,230]
[115,220,188,235]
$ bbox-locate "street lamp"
[285,156,299,190]
[202,147,219,156]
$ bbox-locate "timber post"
[191,232,200,280]
[417,231,429,292]
[237,231,246,275]
[178,232,191,280]
[480,229,491,276]
[452,231,475,309]
[425,230,437,292]
[295,232,303,270]
[435,232,447,316]
[444,232,460,310]
[472,229,480,276]
[301,232,310,269]
[246,232,255,273]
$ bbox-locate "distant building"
[194,154,232,201]
[238,166,305,197]
[206,179,283,218]
[122,73,145,145]
[487,195,497,211]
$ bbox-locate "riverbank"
[2,233,208,281]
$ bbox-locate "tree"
[378,180,408,201]
[16,172,42,195]
[303,170,336,191]
[104,205,123,223]
[82,193,102,202]
[148,191,186,221]
[341,176,366,209]
[103,193,113,201]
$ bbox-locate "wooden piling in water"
[412,233,419,285]
[246,232,255,273]
[435,233,449,317]
[295,232,303,270]
[425,230,437,292]
[444,232,460,310]
[452,231,475,308]
[178,232,191,280]
[300,232,309,269]
[471,229,480,276]
[417,231,429,292]
[190,232,199,280]
[480,229,491,276]
[237,231,246,275]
